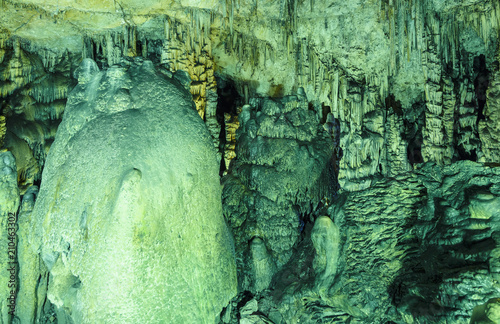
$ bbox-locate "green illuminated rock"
[0,151,20,324]
[31,59,237,323]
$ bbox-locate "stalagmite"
[311,216,340,295]
[250,237,276,293]
[30,59,237,323]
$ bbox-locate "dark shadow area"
[216,76,243,176]
[388,189,496,322]
[320,104,331,124]
[322,114,342,195]
[385,94,403,116]
[403,102,425,165]
[235,291,255,320]
[474,54,490,124]
[270,222,316,303]
[456,146,478,162]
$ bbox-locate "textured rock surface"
[0,116,5,148]
[15,185,52,324]
[0,0,499,323]
[311,216,340,297]
[1,0,499,190]
[217,161,500,324]
[0,151,19,324]
[479,51,500,162]
[222,93,337,292]
[0,40,74,192]
[30,59,237,323]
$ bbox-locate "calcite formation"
[222,93,337,291]
[15,185,50,324]
[311,216,340,296]
[222,108,241,172]
[479,51,500,162]
[0,116,5,148]
[239,161,500,324]
[30,58,237,323]
[0,151,19,324]
[0,0,499,323]
[0,40,74,192]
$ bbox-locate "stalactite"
[456,78,479,160]
[0,115,5,148]
[223,109,241,172]
[0,46,41,97]
[478,48,500,162]
[24,74,71,104]
[331,71,339,119]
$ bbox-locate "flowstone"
[222,94,337,292]
[30,58,237,323]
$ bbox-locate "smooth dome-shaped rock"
[30,59,237,323]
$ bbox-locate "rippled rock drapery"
[479,50,500,162]
[237,161,499,324]
[29,58,237,323]
[222,94,337,292]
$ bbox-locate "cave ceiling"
[1,0,497,97]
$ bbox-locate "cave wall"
[0,0,499,323]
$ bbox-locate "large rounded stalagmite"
[30,59,237,323]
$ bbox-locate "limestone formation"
[0,116,5,148]
[0,0,499,323]
[238,298,274,324]
[14,185,51,324]
[30,59,237,323]
[0,42,75,193]
[250,237,276,294]
[161,18,221,157]
[222,93,337,291]
[0,151,19,324]
[311,216,340,295]
[238,161,498,324]
[470,298,500,324]
[223,108,241,173]
[479,51,500,162]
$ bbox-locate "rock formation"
[0,151,19,324]
[311,216,340,296]
[0,0,499,323]
[222,94,337,292]
[29,58,237,323]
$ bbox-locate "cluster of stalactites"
[160,15,221,159]
[161,15,217,120]
[82,26,142,67]
[382,0,499,74]
[0,39,73,192]
[0,40,41,98]
[78,16,223,159]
